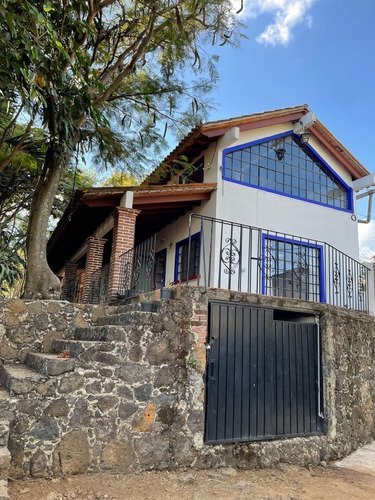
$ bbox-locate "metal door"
[205,302,323,444]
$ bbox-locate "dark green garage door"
[205,302,324,444]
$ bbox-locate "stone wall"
[0,288,374,477]
[0,298,116,364]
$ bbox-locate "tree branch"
[0,108,38,172]
[0,105,23,151]
[93,17,158,106]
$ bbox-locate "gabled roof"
[144,105,369,184]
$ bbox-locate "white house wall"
[154,199,216,287]
[150,121,362,289]
[212,123,360,260]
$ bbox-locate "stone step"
[0,479,8,500]
[0,364,42,395]
[0,422,9,449]
[113,302,142,314]
[96,310,158,327]
[0,394,11,422]
[74,324,127,342]
[51,339,116,363]
[0,447,10,482]
[0,393,9,405]
[108,295,172,315]
[25,352,75,377]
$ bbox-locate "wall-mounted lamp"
[169,242,173,250]
[299,131,311,146]
[275,148,286,161]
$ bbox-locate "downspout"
[356,189,374,224]
[353,174,375,224]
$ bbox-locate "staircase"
[0,290,182,478]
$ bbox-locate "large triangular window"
[223,133,351,210]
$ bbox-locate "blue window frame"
[174,232,201,282]
[223,131,353,213]
[262,234,325,303]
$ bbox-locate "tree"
[102,171,140,187]
[0,108,95,295]
[0,0,242,299]
[0,147,95,297]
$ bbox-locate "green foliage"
[0,230,25,296]
[0,0,243,297]
[0,108,95,295]
[102,171,140,187]
[0,0,242,169]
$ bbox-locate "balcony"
[79,214,369,313]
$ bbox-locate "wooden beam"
[137,205,193,213]
[83,198,118,207]
[134,192,211,206]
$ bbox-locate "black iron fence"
[87,264,109,304]
[64,272,83,303]
[117,234,156,299]
[188,214,369,313]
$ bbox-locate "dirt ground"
[9,464,375,500]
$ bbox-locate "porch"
[64,214,371,314]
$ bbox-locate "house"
[43,106,375,449]
[47,105,372,313]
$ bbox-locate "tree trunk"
[23,145,64,299]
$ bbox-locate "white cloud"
[358,220,375,261]
[232,0,316,47]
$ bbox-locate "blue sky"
[196,0,375,258]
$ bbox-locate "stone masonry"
[0,287,374,478]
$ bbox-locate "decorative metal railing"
[117,234,156,299]
[64,272,83,303]
[73,272,84,303]
[87,264,109,304]
[188,214,369,313]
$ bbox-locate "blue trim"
[155,248,167,288]
[174,232,201,282]
[261,233,326,303]
[222,131,354,213]
[224,131,292,154]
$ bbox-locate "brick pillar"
[82,237,107,303]
[61,261,78,301]
[107,207,140,302]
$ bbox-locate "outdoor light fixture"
[275,148,286,161]
[299,131,311,145]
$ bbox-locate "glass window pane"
[264,238,320,301]
[224,135,348,209]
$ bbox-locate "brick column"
[107,207,140,302]
[82,237,107,303]
[61,261,78,301]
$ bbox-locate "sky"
[188,0,375,259]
